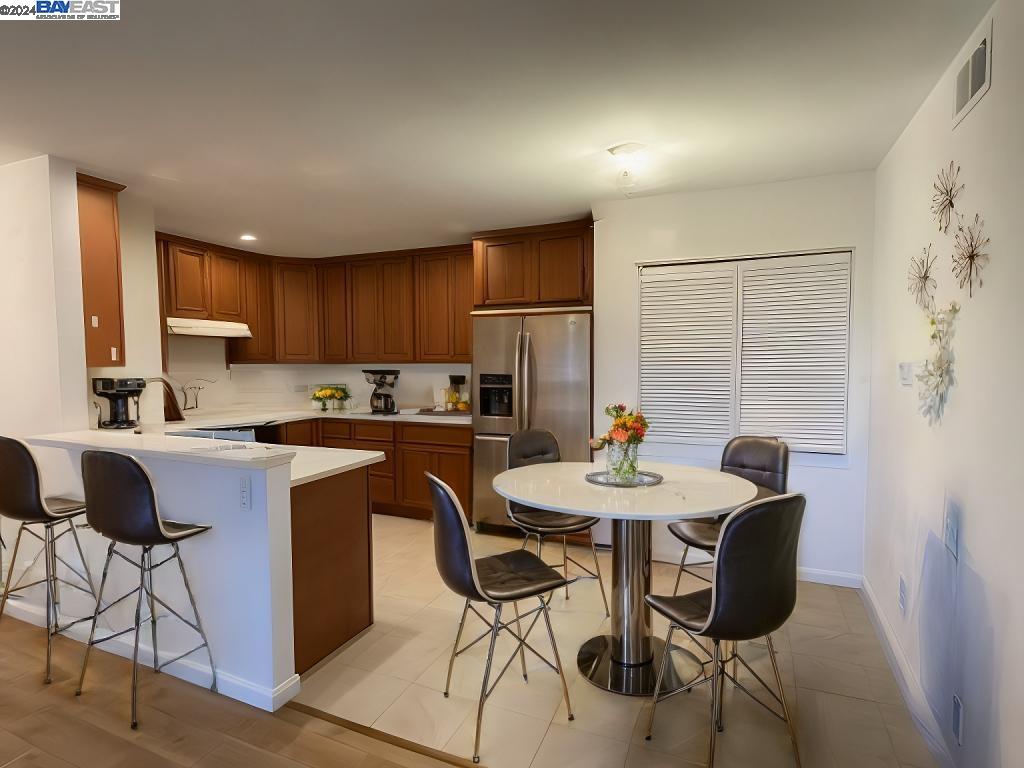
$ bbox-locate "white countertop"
[27,431,384,486]
[166,406,472,429]
[493,461,757,521]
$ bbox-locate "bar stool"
[427,472,574,763]
[0,436,97,683]
[77,450,217,729]
[507,429,609,616]
[644,493,806,768]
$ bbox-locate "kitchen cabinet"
[274,262,321,362]
[347,256,415,362]
[319,263,349,362]
[228,256,275,363]
[473,219,592,308]
[415,248,473,362]
[395,423,472,521]
[166,242,211,319]
[77,174,126,367]
[208,251,245,322]
[283,419,319,446]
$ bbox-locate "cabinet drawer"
[320,420,352,439]
[353,422,395,442]
[321,436,353,450]
[359,443,394,477]
[369,476,395,504]
[397,423,472,447]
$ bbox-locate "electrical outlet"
[240,476,251,510]
[952,694,964,746]
[943,493,960,561]
[898,575,908,616]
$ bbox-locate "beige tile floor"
[295,515,936,768]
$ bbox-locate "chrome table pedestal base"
[577,518,700,695]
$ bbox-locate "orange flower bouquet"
[590,404,649,482]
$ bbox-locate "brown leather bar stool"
[0,436,97,683]
[669,435,789,593]
[77,450,217,729]
[427,472,574,763]
[645,493,806,768]
[506,429,610,616]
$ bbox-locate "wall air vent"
[953,18,993,128]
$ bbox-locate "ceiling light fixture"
[607,142,646,157]
[240,234,258,241]
[607,142,647,197]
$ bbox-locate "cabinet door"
[77,181,126,367]
[415,253,453,361]
[284,419,318,446]
[452,250,474,361]
[229,257,275,363]
[535,231,587,304]
[347,260,380,360]
[396,446,435,510]
[274,263,321,362]
[473,236,534,306]
[379,257,415,361]
[209,251,245,321]
[435,449,472,521]
[167,243,210,319]
[319,263,349,362]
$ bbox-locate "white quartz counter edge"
[286,445,385,487]
[167,407,472,430]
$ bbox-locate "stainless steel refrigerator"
[472,312,592,530]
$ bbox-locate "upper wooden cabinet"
[166,242,210,319]
[274,262,321,362]
[77,174,126,367]
[416,247,473,362]
[229,256,275,363]
[209,251,244,321]
[348,256,416,363]
[319,263,349,362]
[473,219,592,308]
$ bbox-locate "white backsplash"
[166,335,471,413]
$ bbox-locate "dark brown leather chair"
[427,471,574,763]
[506,429,609,615]
[669,436,789,592]
[0,436,96,683]
[77,450,216,729]
[645,492,806,768]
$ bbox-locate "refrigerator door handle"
[513,330,523,431]
[474,435,510,442]
[522,332,532,430]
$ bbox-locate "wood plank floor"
[0,615,458,768]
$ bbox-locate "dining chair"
[644,492,806,768]
[669,435,789,593]
[427,472,574,763]
[0,436,97,683]
[506,429,609,615]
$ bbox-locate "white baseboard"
[3,598,296,712]
[861,577,954,768]
[797,566,863,589]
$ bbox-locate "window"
[639,251,851,454]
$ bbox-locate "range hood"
[166,317,252,338]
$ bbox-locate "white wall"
[592,172,875,585]
[87,191,165,427]
[866,4,1021,766]
[166,335,471,414]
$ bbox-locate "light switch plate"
[898,362,916,386]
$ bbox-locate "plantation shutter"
[639,263,737,443]
[738,253,851,453]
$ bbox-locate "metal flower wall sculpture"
[951,212,990,296]
[930,161,963,234]
[907,244,938,311]
[916,302,959,424]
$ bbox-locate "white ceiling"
[0,0,990,257]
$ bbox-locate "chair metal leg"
[539,596,573,721]
[588,529,610,617]
[472,603,502,763]
[130,547,147,729]
[716,641,726,732]
[708,641,721,768]
[767,634,801,768]
[0,524,25,619]
[513,601,527,681]
[146,549,159,671]
[645,625,675,740]
[672,546,688,596]
[562,537,569,600]
[43,524,55,684]
[172,543,217,692]
[68,521,97,598]
[77,542,114,696]
[445,599,470,697]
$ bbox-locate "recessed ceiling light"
[240,234,258,241]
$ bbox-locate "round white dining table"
[492,461,756,696]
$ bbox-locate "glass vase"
[332,399,347,412]
[606,441,639,484]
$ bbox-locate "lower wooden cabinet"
[284,419,318,446]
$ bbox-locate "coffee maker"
[363,370,399,414]
[93,378,147,429]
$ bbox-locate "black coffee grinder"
[93,378,147,429]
